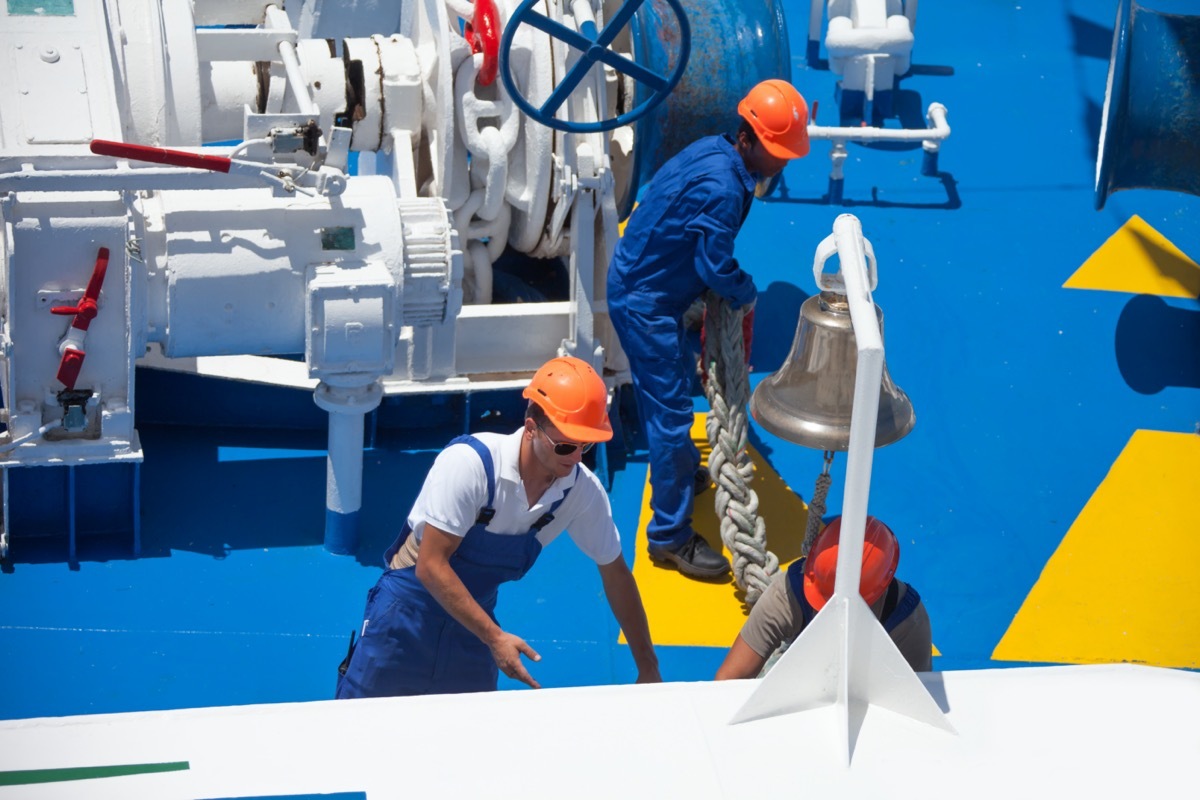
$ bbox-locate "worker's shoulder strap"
[528,465,579,532]
[445,436,577,532]
[789,561,918,633]
[787,558,815,626]
[881,580,921,633]
[446,434,496,524]
[380,434,499,566]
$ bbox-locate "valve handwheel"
[499,0,690,133]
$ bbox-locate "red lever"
[52,247,110,390]
[90,139,233,173]
[57,349,86,390]
[51,247,109,330]
[464,0,501,86]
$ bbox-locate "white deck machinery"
[802,0,951,203]
[0,0,790,559]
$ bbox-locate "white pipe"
[0,420,63,455]
[809,0,824,44]
[570,0,597,31]
[0,158,343,196]
[264,5,318,115]
[278,42,319,115]
[194,28,296,62]
[313,380,384,555]
[326,411,364,514]
[808,101,950,144]
[0,165,257,193]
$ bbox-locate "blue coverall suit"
[335,436,574,697]
[606,134,759,551]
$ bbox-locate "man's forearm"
[417,559,502,646]
[600,562,659,673]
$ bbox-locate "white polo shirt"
[401,429,623,566]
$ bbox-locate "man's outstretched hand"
[489,630,542,689]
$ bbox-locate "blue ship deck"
[2,0,1198,721]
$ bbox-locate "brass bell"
[750,290,915,451]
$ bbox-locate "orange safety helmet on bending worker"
[738,79,810,160]
[522,356,613,443]
[802,515,900,610]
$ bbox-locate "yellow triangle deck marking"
[624,414,939,660]
[993,430,1200,668]
[1064,215,1200,298]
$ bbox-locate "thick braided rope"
[764,456,833,673]
[802,466,833,556]
[702,292,778,605]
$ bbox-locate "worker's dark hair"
[526,401,548,423]
[737,118,759,146]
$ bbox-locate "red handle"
[57,349,86,390]
[49,296,97,321]
[50,247,109,331]
[50,247,111,390]
[465,0,501,86]
[90,139,233,173]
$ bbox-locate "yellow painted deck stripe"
[1064,215,1200,298]
[625,415,811,647]
[993,429,1200,668]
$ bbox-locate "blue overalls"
[785,558,922,632]
[335,435,575,698]
[607,135,759,550]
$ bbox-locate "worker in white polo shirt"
[337,356,660,697]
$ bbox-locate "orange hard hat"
[737,79,810,160]
[802,515,899,611]
[522,356,613,443]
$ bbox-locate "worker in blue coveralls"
[715,516,932,679]
[606,79,811,578]
[336,356,660,697]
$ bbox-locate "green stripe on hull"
[0,761,189,786]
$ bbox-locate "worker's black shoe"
[694,466,712,497]
[649,532,731,578]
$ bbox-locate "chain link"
[449,4,525,305]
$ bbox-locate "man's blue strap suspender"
[791,557,920,631]
[448,434,576,529]
[448,435,496,523]
[883,583,921,633]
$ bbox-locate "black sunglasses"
[537,423,595,456]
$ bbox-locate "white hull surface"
[1,664,1196,798]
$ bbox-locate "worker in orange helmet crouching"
[715,515,932,679]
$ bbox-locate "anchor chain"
[452,31,520,304]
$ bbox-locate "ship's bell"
[750,291,915,451]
